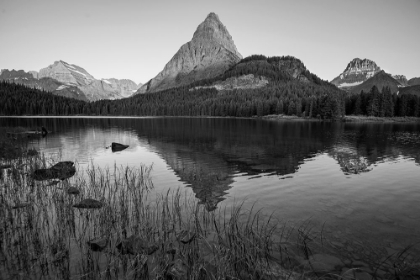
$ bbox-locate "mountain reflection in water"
[1,117,419,212]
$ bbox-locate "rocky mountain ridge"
[1,61,141,101]
[392,75,408,87]
[0,69,89,101]
[190,74,269,91]
[138,12,242,93]
[331,58,381,88]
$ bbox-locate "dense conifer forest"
[1,55,419,119]
[0,80,346,118]
[345,86,420,117]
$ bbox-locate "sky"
[1,0,419,84]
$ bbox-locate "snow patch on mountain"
[69,68,88,78]
[338,81,363,88]
[56,85,69,90]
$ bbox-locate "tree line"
[345,85,420,117]
[0,80,346,119]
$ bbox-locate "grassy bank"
[260,114,420,123]
[342,115,420,123]
[1,131,419,279]
[259,114,318,121]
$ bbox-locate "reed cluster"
[1,130,419,280]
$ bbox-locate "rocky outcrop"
[274,57,309,81]
[331,58,381,88]
[101,78,140,98]
[392,75,408,87]
[29,71,39,79]
[138,12,242,93]
[190,74,269,91]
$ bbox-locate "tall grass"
[0,147,318,279]
[1,132,419,279]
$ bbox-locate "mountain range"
[1,12,419,102]
[0,61,142,101]
[331,57,419,95]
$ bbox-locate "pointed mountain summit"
[139,12,242,93]
[331,58,381,89]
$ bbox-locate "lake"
[1,116,420,271]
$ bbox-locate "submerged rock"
[116,235,158,255]
[67,187,80,195]
[73,198,103,209]
[111,142,129,152]
[33,161,76,181]
[87,237,108,252]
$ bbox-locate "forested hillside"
[0,81,345,119]
[345,86,420,117]
[0,82,88,115]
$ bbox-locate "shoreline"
[261,114,420,123]
[342,115,420,123]
[1,114,420,123]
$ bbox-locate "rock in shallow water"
[67,187,80,195]
[33,161,76,181]
[111,142,129,152]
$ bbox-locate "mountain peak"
[138,12,242,93]
[343,58,379,73]
[190,13,241,59]
[205,12,219,21]
[331,58,381,88]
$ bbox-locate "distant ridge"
[350,71,400,94]
[408,77,420,86]
[399,85,420,96]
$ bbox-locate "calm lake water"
[2,117,420,265]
